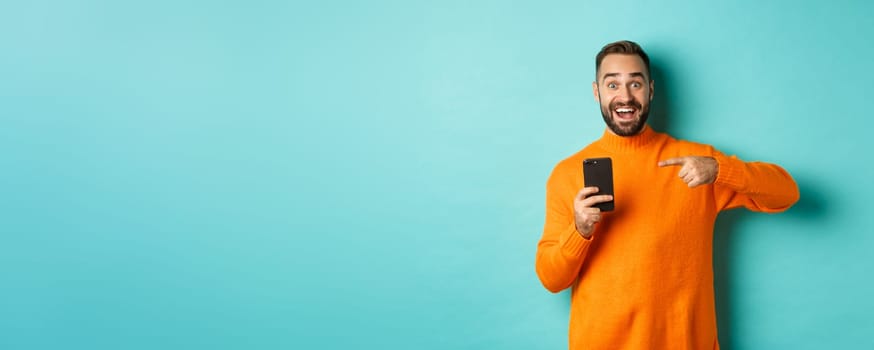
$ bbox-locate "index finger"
[658,157,687,167]
[576,186,600,200]
[580,194,614,208]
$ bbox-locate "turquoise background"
[2,1,873,349]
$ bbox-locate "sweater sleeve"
[535,165,592,293]
[711,150,800,212]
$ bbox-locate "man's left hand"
[658,156,719,188]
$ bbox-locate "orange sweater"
[535,125,799,349]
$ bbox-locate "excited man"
[534,40,799,349]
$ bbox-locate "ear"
[649,79,655,101]
[592,81,600,102]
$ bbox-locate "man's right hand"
[573,187,614,239]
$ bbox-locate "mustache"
[609,100,642,110]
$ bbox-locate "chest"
[588,153,717,223]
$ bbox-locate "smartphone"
[583,157,615,212]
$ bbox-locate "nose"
[618,85,632,101]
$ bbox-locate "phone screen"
[583,157,615,212]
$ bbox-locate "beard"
[599,98,650,136]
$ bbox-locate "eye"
[631,82,641,88]
[607,83,617,89]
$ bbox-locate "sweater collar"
[596,124,660,153]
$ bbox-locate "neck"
[597,124,660,153]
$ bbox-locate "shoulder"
[547,142,601,186]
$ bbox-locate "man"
[534,40,799,349]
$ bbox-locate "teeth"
[616,108,633,113]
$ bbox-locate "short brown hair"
[595,40,651,80]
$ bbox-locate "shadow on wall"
[649,58,675,135]
[713,175,827,349]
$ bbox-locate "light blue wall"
[2,1,872,349]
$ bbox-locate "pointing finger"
[658,157,687,167]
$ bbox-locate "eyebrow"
[601,72,647,80]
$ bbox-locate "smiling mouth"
[613,107,637,121]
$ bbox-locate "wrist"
[575,225,594,240]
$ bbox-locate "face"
[592,54,654,136]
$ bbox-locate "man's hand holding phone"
[573,187,614,239]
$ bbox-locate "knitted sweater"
[535,125,799,349]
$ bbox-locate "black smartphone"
[583,157,615,212]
